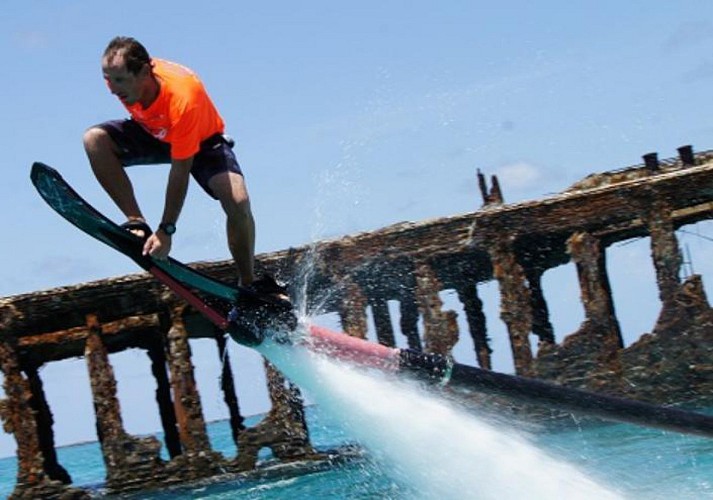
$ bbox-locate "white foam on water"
[258,337,623,500]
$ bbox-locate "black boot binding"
[226,275,297,346]
[120,220,152,241]
[245,275,290,300]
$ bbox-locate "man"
[84,36,283,297]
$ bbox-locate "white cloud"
[496,161,542,190]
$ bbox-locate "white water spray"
[257,335,622,500]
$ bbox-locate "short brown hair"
[103,36,151,75]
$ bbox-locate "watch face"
[160,222,176,235]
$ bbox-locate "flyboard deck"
[31,162,713,439]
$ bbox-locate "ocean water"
[1,338,711,499]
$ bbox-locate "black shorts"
[95,119,243,200]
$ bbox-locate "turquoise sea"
[1,342,712,499]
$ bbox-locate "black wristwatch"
[158,222,176,235]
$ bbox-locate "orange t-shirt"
[123,59,225,160]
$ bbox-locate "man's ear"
[138,62,152,79]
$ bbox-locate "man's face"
[102,52,149,106]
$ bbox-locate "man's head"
[101,37,156,106]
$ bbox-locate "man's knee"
[224,193,251,219]
[83,127,115,156]
[211,173,250,211]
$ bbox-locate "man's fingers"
[143,236,158,256]
[142,235,170,260]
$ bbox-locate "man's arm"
[142,156,193,259]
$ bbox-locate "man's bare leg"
[83,127,145,224]
[209,171,255,286]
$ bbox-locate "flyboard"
[30,162,296,346]
[31,162,713,439]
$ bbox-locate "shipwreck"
[1,145,712,498]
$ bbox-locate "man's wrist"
[158,222,176,235]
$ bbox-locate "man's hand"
[143,231,172,259]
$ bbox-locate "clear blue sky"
[1,1,713,458]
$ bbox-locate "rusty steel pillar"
[337,278,369,339]
[567,233,624,349]
[85,317,128,460]
[235,361,317,471]
[532,232,627,390]
[0,341,88,499]
[370,297,397,347]
[24,364,71,484]
[163,305,224,477]
[399,293,423,351]
[414,263,459,356]
[641,198,692,334]
[214,329,245,451]
[455,283,492,370]
[524,268,556,346]
[484,236,534,375]
[146,338,181,459]
[645,199,683,306]
[85,315,167,491]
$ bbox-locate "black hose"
[449,362,713,439]
[397,348,713,438]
